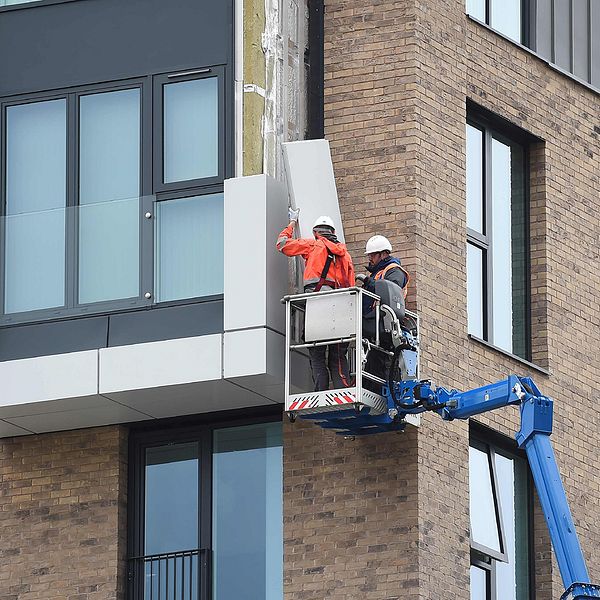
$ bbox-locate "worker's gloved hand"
[356,274,367,283]
[288,207,300,223]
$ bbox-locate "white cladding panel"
[304,294,356,341]
[0,350,98,407]
[99,335,222,393]
[223,174,288,333]
[282,139,345,242]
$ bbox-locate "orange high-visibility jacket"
[276,224,355,290]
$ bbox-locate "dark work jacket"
[363,256,407,313]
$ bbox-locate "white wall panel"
[99,335,222,394]
[223,174,288,333]
[282,139,345,241]
[0,350,98,407]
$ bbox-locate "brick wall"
[0,427,128,600]
[285,0,600,598]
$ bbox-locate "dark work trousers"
[364,348,392,394]
[308,343,351,391]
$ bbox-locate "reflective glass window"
[4,99,67,314]
[466,0,485,23]
[470,565,488,600]
[466,243,484,339]
[466,117,528,359]
[78,88,141,304]
[466,124,484,234]
[469,446,502,553]
[491,138,513,353]
[163,77,219,183]
[213,423,283,600]
[155,193,224,302]
[469,439,531,600]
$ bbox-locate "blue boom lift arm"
[306,375,600,599]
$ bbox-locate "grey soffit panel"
[107,301,224,347]
[0,0,233,97]
[0,301,223,361]
[0,316,108,362]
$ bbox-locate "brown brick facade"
[0,427,128,600]
[283,0,600,598]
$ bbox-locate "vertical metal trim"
[523,146,532,362]
[234,0,244,176]
[587,0,592,83]
[0,101,7,316]
[484,129,493,344]
[551,0,556,63]
[527,0,537,50]
[66,92,77,310]
[569,0,574,73]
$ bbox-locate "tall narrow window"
[129,419,283,600]
[78,88,141,304]
[213,423,283,600]
[4,99,67,314]
[466,118,529,359]
[469,436,531,600]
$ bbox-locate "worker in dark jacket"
[360,235,409,392]
[277,208,355,391]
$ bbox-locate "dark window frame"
[0,66,228,326]
[466,0,532,46]
[127,408,283,600]
[466,109,532,361]
[153,67,226,194]
[469,424,535,600]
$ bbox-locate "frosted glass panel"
[213,423,283,600]
[469,446,502,553]
[78,198,139,304]
[491,138,513,353]
[491,0,521,42]
[79,88,140,204]
[155,193,224,302]
[466,124,484,234]
[5,99,66,313]
[78,89,140,304]
[164,78,218,183]
[467,243,484,339]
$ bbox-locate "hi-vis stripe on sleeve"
[276,236,289,251]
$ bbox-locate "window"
[469,436,532,600]
[466,0,525,44]
[466,116,529,359]
[0,67,226,324]
[129,418,283,600]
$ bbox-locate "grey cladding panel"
[593,1,600,87]
[107,301,224,347]
[553,0,572,71]
[0,0,233,97]
[535,0,553,59]
[0,316,108,361]
[573,0,590,81]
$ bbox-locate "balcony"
[0,175,309,436]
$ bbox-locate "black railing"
[128,548,209,600]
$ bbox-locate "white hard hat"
[365,235,392,254]
[313,215,335,230]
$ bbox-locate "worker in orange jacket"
[277,209,355,391]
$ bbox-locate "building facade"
[0,0,599,599]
